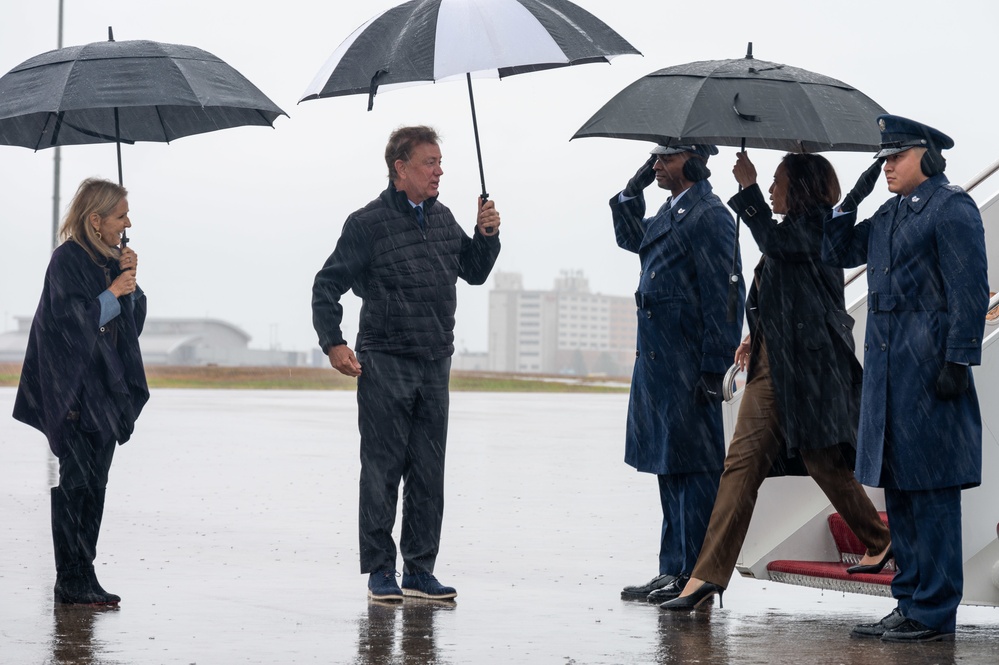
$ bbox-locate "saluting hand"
[623,155,657,196]
[841,157,886,212]
[478,197,500,236]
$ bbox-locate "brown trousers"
[690,339,891,588]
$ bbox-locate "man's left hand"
[694,372,725,404]
[477,198,500,236]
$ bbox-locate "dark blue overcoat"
[611,180,744,474]
[822,175,988,490]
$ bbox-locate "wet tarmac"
[2,388,998,664]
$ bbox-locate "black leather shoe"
[846,544,893,574]
[850,608,906,638]
[659,582,724,611]
[881,619,955,643]
[647,575,689,604]
[621,573,674,600]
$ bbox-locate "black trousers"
[356,351,450,575]
[52,421,116,576]
[58,421,116,492]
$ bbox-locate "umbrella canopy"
[301,0,639,103]
[573,45,887,153]
[300,0,639,198]
[0,32,286,181]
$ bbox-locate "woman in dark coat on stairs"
[659,153,892,610]
[14,178,148,606]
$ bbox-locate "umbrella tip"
[108,26,115,42]
[745,42,753,59]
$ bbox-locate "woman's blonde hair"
[59,178,128,263]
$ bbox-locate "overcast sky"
[2,0,997,356]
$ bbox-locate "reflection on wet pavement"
[2,390,997,664]
[355,599,456,665]
[653,606,983,665]
[51,605,120,665]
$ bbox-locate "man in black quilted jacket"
[312,125,501,602]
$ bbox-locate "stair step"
[828,511,889,562]
[766,560,893,597]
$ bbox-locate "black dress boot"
[82,488,120,603]
[51,487,116,605]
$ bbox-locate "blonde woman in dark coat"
[14,178,148,605]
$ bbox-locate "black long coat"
[729,185,862,461]
[14,241,148,456]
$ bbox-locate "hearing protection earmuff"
[682,156,711,182]
[920,148,946,177]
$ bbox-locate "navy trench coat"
[611,180,744,475]
[822,174,988,490]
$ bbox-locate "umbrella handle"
[367,70,387,112]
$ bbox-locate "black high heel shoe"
[846,545,893,575]
[659,582,724,611]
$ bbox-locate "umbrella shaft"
[114,108,123,186]
[115,107,128,247]
[466,74,488,201]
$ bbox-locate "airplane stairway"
[765,512,893,598]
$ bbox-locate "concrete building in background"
[487,270,636,377]
[0,317,306,367]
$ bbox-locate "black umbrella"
[573,44,886,153]
[300,0,640,200]
[0,27,286,240]
[573,44,888,319]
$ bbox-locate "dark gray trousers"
[356,351,450,575]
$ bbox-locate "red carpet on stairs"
[765,512,894,589]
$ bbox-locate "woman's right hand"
[734,334,751,371]
[109,269,137,298]
[732,152,757,189]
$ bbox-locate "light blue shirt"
[97,286,143,328]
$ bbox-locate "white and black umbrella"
[0,28,286,205]
[300,0,639,199]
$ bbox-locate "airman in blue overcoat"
[823,115,989,642]
[611,145,745,601]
